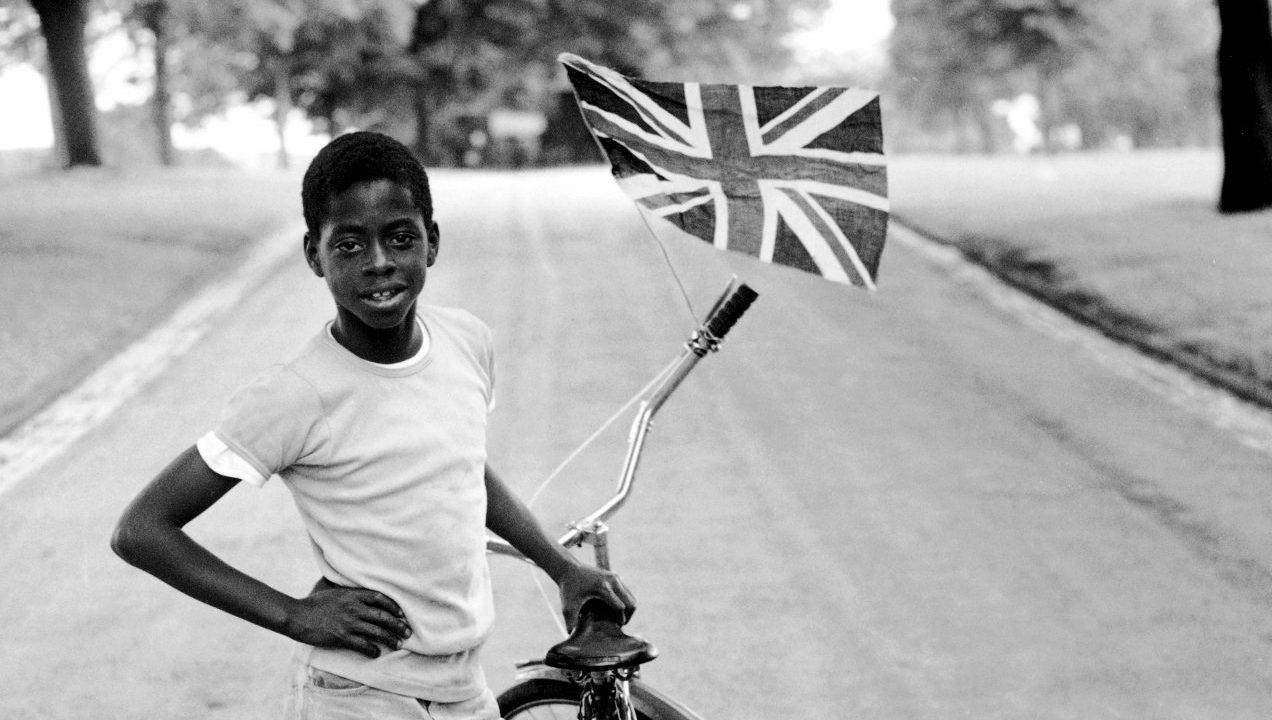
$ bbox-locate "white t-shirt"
[198,316,438,485]
[201,306,496,702]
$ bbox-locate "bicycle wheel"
[497,678,653,720]
[497,679,583,720]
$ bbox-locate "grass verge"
[890,149,1272,409]
[0,165,301,434]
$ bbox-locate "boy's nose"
[364,241,395,272]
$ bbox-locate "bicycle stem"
[487,278,754,562]
[557,335,714,550]
[484,337,708,564]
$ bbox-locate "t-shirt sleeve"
[211,366,326,484]
[197,431,269,487]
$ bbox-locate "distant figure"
[992,93,1043,155]
[112,131,635,719]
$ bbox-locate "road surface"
[3,167,1272,719]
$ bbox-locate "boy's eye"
[333,239,363,254]
[389,232,417,247]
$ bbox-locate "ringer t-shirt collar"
[323,315,433,376]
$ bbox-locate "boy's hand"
[284,578,412,658]
[558,564,637,631]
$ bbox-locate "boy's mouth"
[362,285,407,306]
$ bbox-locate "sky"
[789,0,894,68]
[0,0,894,158]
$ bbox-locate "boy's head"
[302,131,432,236]
[301,131,440,345]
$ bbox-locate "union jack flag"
[560,53,889,289]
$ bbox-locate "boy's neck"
[331,308,423,364]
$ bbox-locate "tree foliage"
[0,1,42,65]
[887,0,1216,152]
[289,4,416,135]
[5,0,830,168]
[166,0,404,166]
[1061,0,1215,149]
[889,1,1018,151]
[163,0,827,165]
[403,0,827,163]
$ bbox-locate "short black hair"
[301,131,433,236]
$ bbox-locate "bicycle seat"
[545,601,658,671]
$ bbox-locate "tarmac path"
[3,167,1272,719]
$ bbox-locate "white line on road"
[0,225,303,499]
[891,223,1272,460]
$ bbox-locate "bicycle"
[486,279,758,720]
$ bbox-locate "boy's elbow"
[110,518,137,565]
[110,512,151,567]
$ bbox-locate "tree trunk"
[540,89,600,164]
[29,0,100,167]
[40,49,68,167]
[412,82,434,164]
[1036,61,1061,154]
[272,56,292,170]
[952,104,978,153]
[1216,0,1272,213]
[410,1,456,166]
[971,92,999,154]
[139,1,175,166]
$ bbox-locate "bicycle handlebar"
[703,283,758,344]
[488,278,759,562]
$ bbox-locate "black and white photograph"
[2,1,1270,718]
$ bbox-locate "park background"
[5,2,1272,717]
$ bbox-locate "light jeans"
[283,652,501,720]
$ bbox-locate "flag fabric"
[559,53,889,289]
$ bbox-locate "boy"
[112,131,635,719]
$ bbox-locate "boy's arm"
[112,445,411,658]
[484,465,636,629]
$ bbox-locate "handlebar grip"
[703,283,758,341]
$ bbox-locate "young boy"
[112,131,635,719]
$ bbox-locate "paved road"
[4,167,1272,719]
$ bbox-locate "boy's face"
[304,178,439,334]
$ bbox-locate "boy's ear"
[426,221,440,267]
[303,232,324,277]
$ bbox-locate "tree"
[890,0,1096,153]
[133,0,175,165]
[181,0,408,168]
[289,3,415,136]
[405,0,828,164]
[179,0,310,168]
[1215,0,1272,213]
[889,1,1016,152]
[26,0,102,166]
[987,1,1092,150]
[887,0,1225,153]
[170,0,827,167]
[1055,0,1216,149]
